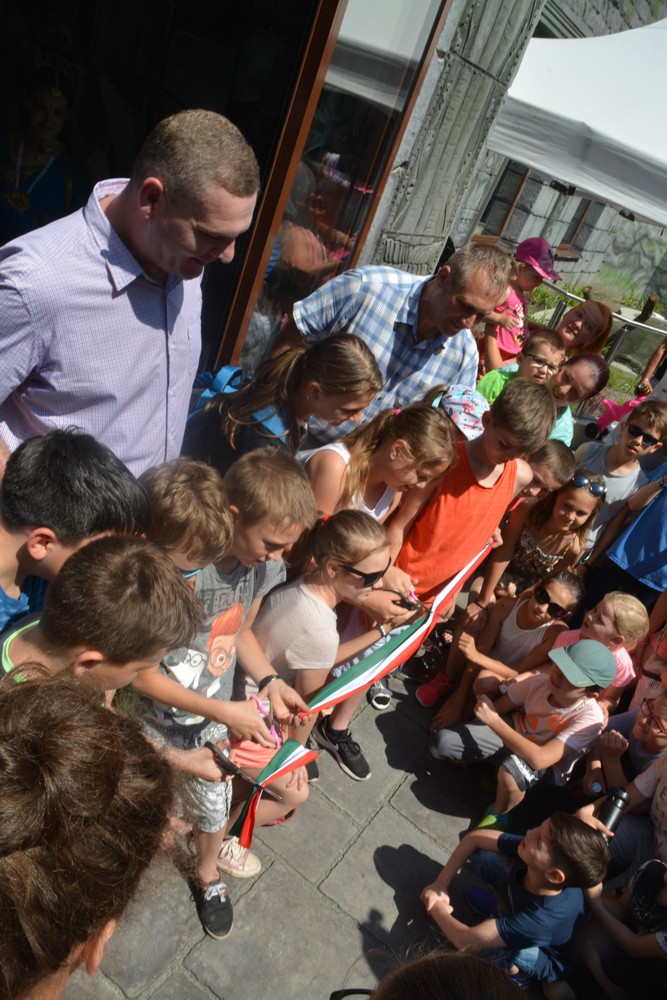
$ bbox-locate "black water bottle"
[596,787,631,835]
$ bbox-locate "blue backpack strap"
[252,405,289,442]
[189,365,249,417]
[190,366,289,443]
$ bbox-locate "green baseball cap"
[548,639,616,688]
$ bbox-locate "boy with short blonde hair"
[135,451,317,940]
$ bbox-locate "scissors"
[251,694,281,748]
[203,741,282,801]
[384,588,428,614]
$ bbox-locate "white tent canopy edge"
[486,19,667,227]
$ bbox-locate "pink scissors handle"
[251,695,281,748]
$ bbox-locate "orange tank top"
[396,439,517,600]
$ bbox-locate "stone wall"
[361,0,667,282]
[359,0,548,273]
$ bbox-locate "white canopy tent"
[486,19,667,226]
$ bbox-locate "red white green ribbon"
[229,738,318,847]
[304,544,490,714]
[230,544,488,846]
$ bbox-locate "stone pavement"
[63,672,493,1000]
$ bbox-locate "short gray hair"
[131,109,260,206]
[448,243,512,300]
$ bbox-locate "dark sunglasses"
[640,698,667,737]
[533,584,568,620]
[626,422,660,448]
[569,473,606,498]
[330,992,373,1000]
[340,559,391,588]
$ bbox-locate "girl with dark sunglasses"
[429,571,584,730]
[476,468,606,610]
[246,511,405,785]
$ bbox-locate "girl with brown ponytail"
[182,332,382,475]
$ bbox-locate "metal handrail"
[535,280,666,419]
[537,279,667,346]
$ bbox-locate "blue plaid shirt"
[293,266,478,442]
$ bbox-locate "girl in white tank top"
[432,571,584,729]
[297,401,455,521]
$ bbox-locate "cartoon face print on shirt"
[207,603,244,677]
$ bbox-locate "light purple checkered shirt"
[0,179,201,475]
[293,266,478,442]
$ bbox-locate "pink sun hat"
[515,237,561,281]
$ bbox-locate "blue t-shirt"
[0,584,28,633]
[608,462,667,591]
[495,834,587,981]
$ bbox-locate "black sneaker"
[190,878,234,940]
[314,719,371,781]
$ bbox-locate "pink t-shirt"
[635,754,667,862]
[507,672,605,784]
[553,629,635,688]
[492,285,528,360]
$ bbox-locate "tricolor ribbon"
[305,544,490,714]
[229,739,318,848]
[230,544,489,846]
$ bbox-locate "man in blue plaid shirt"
[277,243,512,443]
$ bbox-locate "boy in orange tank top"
[377,380,556,708]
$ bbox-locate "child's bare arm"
[241,597,309,723]
[477,503,531,606]
[473,694,570,770]
[421,828,506,948]
[132,665,276,747]
[423,828,502,893]
[385,477,441,561]
[302,450,347,515]
[585,885,667,958]
[483,329,507,372]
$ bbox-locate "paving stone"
[63,970,121,1000]
[320,806,446,951]
[391,676,438,731]
[100,860,204,997]
[185,859,384,1000]
[256,784,360,884]
[391,754,489,851]
[149,971,213,999]
[314,702,427,824]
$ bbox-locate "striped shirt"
[293,266,478,442]
[0,179,201,475]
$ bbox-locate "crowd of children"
[2,258,667,999]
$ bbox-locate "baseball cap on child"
[548,639,616,688]
[515,237,561,282]
[433,385,489,441]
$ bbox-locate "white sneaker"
[217,837,261,879]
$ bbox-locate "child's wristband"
[257,673,280,692]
